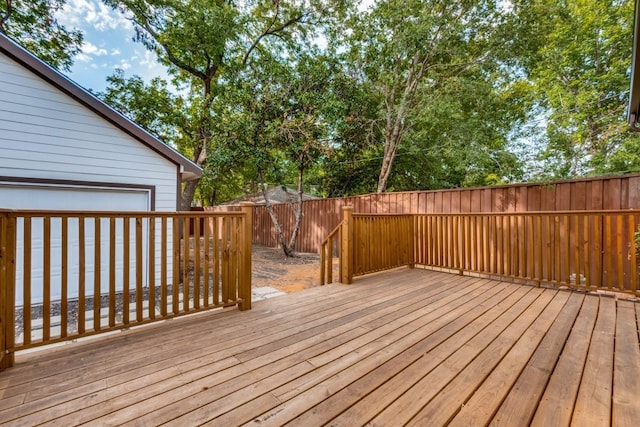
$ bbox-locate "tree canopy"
[0,0,82,70]
[14,0,634,207]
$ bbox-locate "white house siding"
[0,52,179,306]
[0,53,178,210]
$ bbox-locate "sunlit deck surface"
[1,268,640,426]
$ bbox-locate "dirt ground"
[251,245,327,292]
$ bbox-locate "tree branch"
[242,8,309,66]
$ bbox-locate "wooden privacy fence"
[321,207,640,297]
[0,207,252,370]
[255,174,640,254]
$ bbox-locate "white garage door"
[0,183,151,306]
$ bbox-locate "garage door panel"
[1,184,150,306]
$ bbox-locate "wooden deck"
[1,268,639,426]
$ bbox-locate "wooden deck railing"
[0,206,252,370]
[415,211,639,294]
[319,221,342,286]
[322,207,640,296]
[320,207,415,285]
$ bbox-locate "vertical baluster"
[213,216,220,305]
[629,215,637,293]
[123,217,130,325]
[605,214,612,289]
[23,217,31,346]
[584,215,591,288]
[148,217,156,320]
[78,218,86,335]
[93,217,101,332]
[109,218,116,327]
[43,216,51,342]
[616,214,624,289]
[193,216,201,309]
[135,217,143,322]
[61,217,68,339]
[203,216,210,305]
[183,216,190,312]
[161,216,168,317]
[573,215,580,288]
[172,217,180,315]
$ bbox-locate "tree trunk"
[376,54,422,193]
[181,179,200,210]
[180,138,208,210]
[286,165,305,251]
[258,170,296,257]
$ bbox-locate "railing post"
[238,203,253,311]
[409,215,416,269]
[0,213,16,370]
[340,206,354,284]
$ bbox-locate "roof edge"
[0,33,202,180]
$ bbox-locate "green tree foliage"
[104,0,348,209]
[103,0,346,209]
[320,0,528,195]
[216,52,335,255]
[512,0,640,178]
[98,0,638,207]
[0,0,82,70]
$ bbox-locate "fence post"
[238,203,253,311]
[0,213,16,370]
[340,206,354,284]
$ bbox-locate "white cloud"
[57,0,132,32]
[82,41,108,56]
[75,53,91,62]
[111,48,121,56]
[139,50,157,69]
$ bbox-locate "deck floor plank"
[531,296,600,427]
[396,288,556,426]
[447,290,571,427]
[43,272,467,426]
[163,277,499,426]
[0,268,637,427]
[295,283,531,426]
[612,300,640,426]
[570,296,616,427]
[489,292,585,427]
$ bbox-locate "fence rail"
[0,208,252,370]
[322,208,640,296]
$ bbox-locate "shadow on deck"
[1,268,639,426]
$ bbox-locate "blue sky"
[55,0,377,93]
[55,0,167,93]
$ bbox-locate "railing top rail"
[3,210,247,218]
[412,209,640,216]
[353,213,415,218]
[320,221,343,247]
